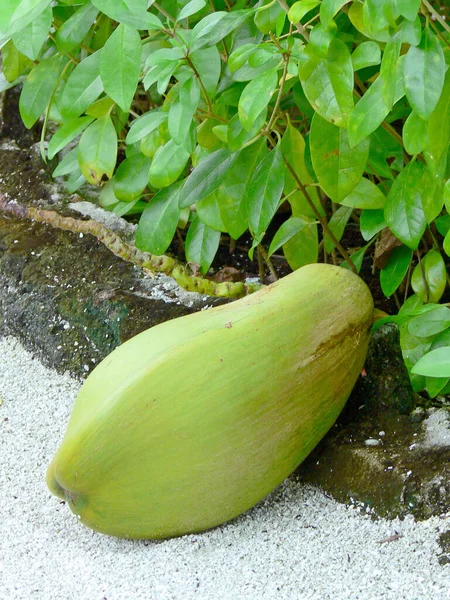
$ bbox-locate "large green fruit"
[47,264,373,539]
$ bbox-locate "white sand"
[1,335,449,600]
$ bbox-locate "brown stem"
[185,55,213,113]
[258,244,278,280]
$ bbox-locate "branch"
[0,195,262,299]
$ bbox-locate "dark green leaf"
[268,217,313,257]
[380,245,412,297]
[245,144,285,238]
[190,46,221,100]
[411,249,447,303]
[126,110,168,145]
[299,38,354,127]
[403,110,427,155]
[56,3,99,54]
[324,205,352,253]
[60,49,103,119]
[185,214,221,274]
[283,223,319,269]
[404,26,445,120]
[310,112,369,202]
[320,0,351,30]
[340,177,386,209]
[91,0,163,30]
[177,0,206,21]
[196,192,226,232]
[238,68,277,133]
[190,10,253,52]
[379,32,401,109]
[148,140,190,188]
[53,147,79,177]
[348,76,389,148]
[169,77,201,146]
[113,153,151,201]
[408,306,450,338]
[78,115,117,184]
[351,41,381,71]
[136,182,182,255]
[12,5,52,60]
[384,161,426,249]
[360,209,386,241]
[19,54,64,128]
[427,71,450,177]
[100,23,141,112]
[2,40,33,82]
[48,116,94,160]
[179,148,240,209]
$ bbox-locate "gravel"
[1,335,449,600]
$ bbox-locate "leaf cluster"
[1,0,450,396]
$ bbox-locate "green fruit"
[47,264,373,539]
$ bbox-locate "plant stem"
[185,55,213,113]
[421,0,450,33]
[265,53,290,134]
[258,244,278,280]
[277,0,309,42]
[0,195,262,298]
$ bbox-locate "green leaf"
[12,5,52,60]
[403,110,428,155]
[363,0,395,35]
[254,0,283,34]
[348,76,389,148]
[196,192,226,232]
[299,38,354,127]
[100,23,141,112]
[310,112,369,202]
[179,148,240,209]
[427,71,450,176]
[217,139,267,240]
[404,26,445,120]
[351,41,381,71]
[320,0,351,29]
[283,223,318,269]
[445,179,450,213]
[360,209,386,241]
[78,115,117,184]
[55,3,99,54]
[113,153,151,201]
[169,77,201,146]
[340,177,386,209]
[60,49,103,120]
[19,54,64,129]
[281,123,323,218]
[268,217,312,257]
[379,32,401,109]
[190,10,253,53]
[228,43,259,73]
[0,0,52,46]
[324,205,352,253]
[394,0,421,22]
[148,140,190,189]
[238,68,277,133]
[227,110,266,152]
[288,0,320,23]
[135,181,182,255]
[369,125,403,179]
[400,15,422,46]
[185,214,221,274]
[190,46,221,100]
[380,245,412,297]
[408,306,450,338]
[245,144,285,239]
[48,116,94,160]
[91,0,163,30]
[426,375,449,398]
[341,243,370,274]
[177,0,206,21]
[348,0,390,42]
[384,161,426,250]
[53,147,79,177]
[126,110,168,145]
[420,166,443,224]
[1,40,33,82]
[411,249,447,304]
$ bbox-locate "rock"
[0,141,222,378]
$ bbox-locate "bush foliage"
[1,0,450,396]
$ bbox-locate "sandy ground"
[1,335,449,600]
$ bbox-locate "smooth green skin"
[47,264,374,539]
